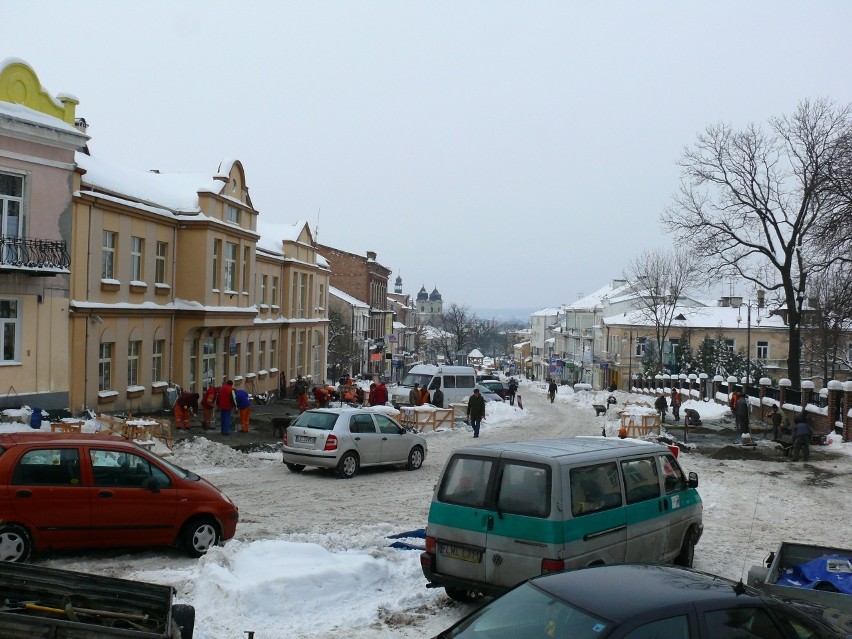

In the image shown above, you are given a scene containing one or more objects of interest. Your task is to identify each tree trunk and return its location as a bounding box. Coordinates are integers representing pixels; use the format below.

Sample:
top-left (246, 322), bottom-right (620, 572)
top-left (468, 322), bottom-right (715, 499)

top-left (787, 314), bottom-right (801, 389)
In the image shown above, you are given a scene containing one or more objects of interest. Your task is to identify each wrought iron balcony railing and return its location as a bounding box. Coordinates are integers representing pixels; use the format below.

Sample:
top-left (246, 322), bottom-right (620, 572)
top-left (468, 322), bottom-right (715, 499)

top-left (0, 235), bottom-right (70, 274)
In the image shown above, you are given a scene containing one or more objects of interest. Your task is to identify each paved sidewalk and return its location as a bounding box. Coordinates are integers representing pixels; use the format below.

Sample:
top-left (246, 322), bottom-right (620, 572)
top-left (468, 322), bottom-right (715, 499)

top-left (167, 398), bottom-right (300, 448)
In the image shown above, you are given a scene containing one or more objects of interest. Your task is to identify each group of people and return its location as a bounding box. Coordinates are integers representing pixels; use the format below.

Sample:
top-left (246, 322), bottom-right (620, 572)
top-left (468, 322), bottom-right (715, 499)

top-left (652, 389), bottom-right (683, 424)
top-left (769, 403), bottom-right (813, 462)
top-left (173, 380), bottom-right (253, 436)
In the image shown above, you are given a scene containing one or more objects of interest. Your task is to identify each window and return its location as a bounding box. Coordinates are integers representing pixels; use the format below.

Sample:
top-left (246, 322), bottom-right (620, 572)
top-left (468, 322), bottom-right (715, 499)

top-left (270, 339), bottom-right (277, 370)
top-left (0, 299), bottom-right (20, 363)
top-left (99, 342), bottom-right (113, 391)
top-left (259, 341), bottom-right (265, 371)
top-left (704, 607), bottom-right (782, 639)
top-left (756, 341), bottom-right (769, 359)
top-left (212, 240), bottom-right (221, 289)
top-left (130, 236), bottom-right (143, 281)
top-left (260, 274), bottom-right (267, 305)
top-left (622, 457), bottom-right (661, 504)
top-left (318, 283), bottom-right (325, 310)
top-left (571, 462), bottom-right (622, 516)
top-left (271, 276), bottom-right (279, 306)
top-left (13, 448), bottom-right (81, 486)
top-left (376, 414), bottom-right (402, 435)
top-left (102, 231), bottom-right (116, 279)
top-left (724, 339), bottom-right (735, 353)
top-left (224, 242), bottom-right (237, 291)
top-left (296, 273), bottom-right (307, 318)
top-left (201, 338), bottom-right (216, 387)
top-left (635, 337), bottom-right (646, 357)
top-left (660, 454), bottom-right (686, 494)
top-left (226, 205), bottom-right (240, 224)
top-left (0, 173), bottom-right (22, 262)
top-left (152, 339), bottom-right (165, 382)
top-left (127, 341), bottom-right (141, 386)
top-left (498, 462), bottom-right (550, 518)
top-left (349, 414), bottom-right (377, 434)
top-left (242, 246), bottom-right (250, 292)
top-left (155, 241), bottom-right (167, 284)
top-left (438, 456), bottom-right (494, 508)
top-left (90, 449), bottom-right (170, 488)
top-left (246, 342), bottom-right (254, 375)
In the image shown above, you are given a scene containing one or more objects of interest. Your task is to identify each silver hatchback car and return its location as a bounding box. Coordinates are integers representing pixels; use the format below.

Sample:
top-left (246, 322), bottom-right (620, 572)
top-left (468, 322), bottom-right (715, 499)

top-left (282, 408), bottom-right (428, 478)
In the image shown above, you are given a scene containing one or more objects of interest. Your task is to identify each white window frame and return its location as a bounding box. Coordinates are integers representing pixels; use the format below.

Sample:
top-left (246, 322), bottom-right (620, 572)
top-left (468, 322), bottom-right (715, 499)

top-left (212, 240), bottom-right (221, 290)
top-left (242, 246), bottom-right (250, 293)
top-left (102, 231), bottom-right (116, 279)
top-left (246, 342), bottom-right (254, 376)
top-left (0, 173), bottom-right (23, 264)
top-left (155, 241), bottom-right (167, 284)
top-left (226, 205), bottom-right (240, 224)
top-left (130, 236), bottom-right (144, 281)
top-left (127, 340), bottom-right (141, 386)
top-left (260, 274), bottom-right (267, 305)
top-left (0, 299), bottom-right (21, 363)
top-left (99, 342), bottom-right (113, 391)
top-left (756, 341), bottom-right (769, 360)
top-left (271, 276), bottom-right (279, 307)
top-left (201, 337), bottom-right (217, 387)
top-left (152, 339), bottom-right (164, 382)
top-left (224, 242), bottom-right (237, 292)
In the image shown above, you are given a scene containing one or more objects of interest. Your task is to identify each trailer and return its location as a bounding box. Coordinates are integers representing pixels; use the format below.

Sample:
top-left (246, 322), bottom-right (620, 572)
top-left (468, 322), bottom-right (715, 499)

top-left (0, 562), bottom-right (194, 639)
top-left (747, 541), bottom-right (852, 615)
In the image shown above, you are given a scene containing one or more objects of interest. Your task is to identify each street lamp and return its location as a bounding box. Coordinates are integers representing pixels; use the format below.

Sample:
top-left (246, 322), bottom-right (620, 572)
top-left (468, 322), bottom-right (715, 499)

top-left (623, 329), bottom-right (634, 392)
top-left (736, 301), bottom-right (760, 395)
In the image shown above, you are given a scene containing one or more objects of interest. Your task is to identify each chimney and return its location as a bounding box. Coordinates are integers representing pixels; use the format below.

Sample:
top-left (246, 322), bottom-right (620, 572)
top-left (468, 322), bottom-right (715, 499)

top-left (366, 251), bottom-right (377, 261)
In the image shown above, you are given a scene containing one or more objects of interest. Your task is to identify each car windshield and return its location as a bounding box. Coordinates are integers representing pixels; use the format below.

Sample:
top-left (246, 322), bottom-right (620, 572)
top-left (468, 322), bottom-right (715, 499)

top-left (138, 444), bottom-right (195, 480)
top-left (440, 582), bottom-right (611, 638)
top-left (400, 373), bottom-right (433, 388)
top-left (291, 411), bottom-right (338, 431)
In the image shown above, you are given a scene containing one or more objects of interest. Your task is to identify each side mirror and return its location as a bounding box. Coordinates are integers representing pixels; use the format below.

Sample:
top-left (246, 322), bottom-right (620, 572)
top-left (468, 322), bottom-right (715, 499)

top-left (687, 472), bottom-right (698, 488)
top-left (143, 476), bottom-right (161, 493)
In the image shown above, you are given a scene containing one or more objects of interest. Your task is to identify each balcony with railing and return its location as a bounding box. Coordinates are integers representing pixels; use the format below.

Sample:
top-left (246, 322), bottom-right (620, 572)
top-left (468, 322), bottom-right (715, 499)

top-left (0, 235), bottom-right (70, 275)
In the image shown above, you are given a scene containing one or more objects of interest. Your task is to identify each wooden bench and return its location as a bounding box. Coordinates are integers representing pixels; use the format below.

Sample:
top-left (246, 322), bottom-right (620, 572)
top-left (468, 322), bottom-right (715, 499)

top-left (50, 420), bottom-right (84, 433)
top-left (593, 404), bottom-right (607, 416)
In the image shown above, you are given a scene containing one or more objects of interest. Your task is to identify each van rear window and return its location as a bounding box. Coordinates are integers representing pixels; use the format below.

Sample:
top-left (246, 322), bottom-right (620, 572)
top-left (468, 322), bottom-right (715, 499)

top-left (439, 456), bottom-right (493, 508)
top-left (497, 462), bottom-right (550, 518)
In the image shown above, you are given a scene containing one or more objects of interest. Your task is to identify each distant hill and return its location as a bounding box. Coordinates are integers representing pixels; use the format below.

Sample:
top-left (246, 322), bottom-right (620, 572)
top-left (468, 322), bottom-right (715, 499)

top-left (470, 307), bottom-right (536, 323)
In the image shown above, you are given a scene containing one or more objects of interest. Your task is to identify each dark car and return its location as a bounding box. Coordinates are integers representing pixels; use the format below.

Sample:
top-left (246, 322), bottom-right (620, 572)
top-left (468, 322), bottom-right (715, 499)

top-left (434, 564), bottom-right (851, 639)
top-left (477, 379), bottom-right (509, 400)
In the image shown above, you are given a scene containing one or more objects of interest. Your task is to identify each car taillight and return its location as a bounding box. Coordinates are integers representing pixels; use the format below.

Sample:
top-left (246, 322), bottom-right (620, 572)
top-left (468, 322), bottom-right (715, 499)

top-left (541, 558), bottom-right (566, 574)
top-left (324, 434), bottom-right (338, 451)
top-left (425, 535), bottom-right (437, 554)
top-left (283, 430), bottom-right (288, 445)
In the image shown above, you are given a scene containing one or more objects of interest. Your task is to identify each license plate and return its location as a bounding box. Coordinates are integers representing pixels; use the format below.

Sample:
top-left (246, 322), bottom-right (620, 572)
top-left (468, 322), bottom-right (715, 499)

top-left (439, 542), bottom-right (482, 563)
top-left (295, 435), bottom-right (315, 444)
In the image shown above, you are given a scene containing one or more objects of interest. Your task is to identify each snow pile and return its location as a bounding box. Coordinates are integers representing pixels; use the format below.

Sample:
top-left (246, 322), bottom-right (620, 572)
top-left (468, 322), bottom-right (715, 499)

top-left (172, 437), bottom-right (269, 470)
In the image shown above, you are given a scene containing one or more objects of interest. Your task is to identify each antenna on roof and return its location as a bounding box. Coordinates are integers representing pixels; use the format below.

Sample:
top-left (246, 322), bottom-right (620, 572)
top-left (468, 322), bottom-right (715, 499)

top-left (314, 208), bottom-right (320, 241)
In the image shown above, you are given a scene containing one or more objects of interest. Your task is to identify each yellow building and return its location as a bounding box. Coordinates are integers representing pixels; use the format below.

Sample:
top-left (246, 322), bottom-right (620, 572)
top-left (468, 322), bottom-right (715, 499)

top-left (0, 59), bottom-right (88, 411)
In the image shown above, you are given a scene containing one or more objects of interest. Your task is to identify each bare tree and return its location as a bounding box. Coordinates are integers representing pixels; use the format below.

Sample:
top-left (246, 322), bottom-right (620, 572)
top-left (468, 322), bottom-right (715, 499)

top-left (801, 265), bottom-right (852, 384)
top-left (624, 248), bottom-right (701, 374)
top-left (662, 98), bottom-right (852, 388)
top-left (441, 304), bottom-right (476, 363)
top-left (327, 309), bottom-right (362, 380)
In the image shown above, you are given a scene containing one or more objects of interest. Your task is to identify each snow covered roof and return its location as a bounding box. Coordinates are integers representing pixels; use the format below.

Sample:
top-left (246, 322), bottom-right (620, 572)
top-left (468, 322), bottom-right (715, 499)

top-left (329, 286), bottom-right (368, 308)
top-left (532, 307), bottom-right (561, 316)
top-left (603, 305), bottom-right (787, 330)
top-left (566, 280), bottom-right (633, 311)
top-left (0, 99), bottom-right (83, 136)
top-left (468, 348), bottom-right (483, 358)
top-left (76, 152), bottom-right (226, 214)
top-left (392, 321), bottom-right (406, 329)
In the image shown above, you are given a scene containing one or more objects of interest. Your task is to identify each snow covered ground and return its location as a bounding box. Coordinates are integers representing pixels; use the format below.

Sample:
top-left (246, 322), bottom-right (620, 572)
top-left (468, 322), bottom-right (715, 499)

top-left (4, 381), bottom-right (850, 638)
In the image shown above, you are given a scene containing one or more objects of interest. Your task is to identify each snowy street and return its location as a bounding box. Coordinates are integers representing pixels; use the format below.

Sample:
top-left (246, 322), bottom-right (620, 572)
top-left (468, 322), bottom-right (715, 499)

top-left (18, 381), bottom-right (852, 639)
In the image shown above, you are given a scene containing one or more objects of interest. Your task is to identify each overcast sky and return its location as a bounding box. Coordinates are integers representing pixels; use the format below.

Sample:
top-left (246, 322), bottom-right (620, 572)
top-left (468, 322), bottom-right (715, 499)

top-left (7, 1), bottom-right (852, 311)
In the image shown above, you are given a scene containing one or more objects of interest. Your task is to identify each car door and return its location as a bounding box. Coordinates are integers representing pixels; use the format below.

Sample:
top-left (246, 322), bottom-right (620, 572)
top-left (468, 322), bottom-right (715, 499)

top-left (375, 414), bottom-right (411, 463)
top-left (486, 459), bottom-right (559, 589)
top-left (7, 446), bottom-right (91, 548)
top-left (347, 414), bottom-right (382, 464)
top-left (620, 455), bottom-right (667, 562)
top-left (87, 447), bottom-right (179, 547)
top-left (657, 452), bottom-right (697, 561)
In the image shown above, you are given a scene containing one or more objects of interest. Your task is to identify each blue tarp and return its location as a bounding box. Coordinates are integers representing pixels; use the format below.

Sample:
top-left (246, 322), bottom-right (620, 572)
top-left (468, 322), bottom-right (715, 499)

top-left (775, 554), bottom-right (852, 594)
top-left (387, 528), bottom-right (426, 551)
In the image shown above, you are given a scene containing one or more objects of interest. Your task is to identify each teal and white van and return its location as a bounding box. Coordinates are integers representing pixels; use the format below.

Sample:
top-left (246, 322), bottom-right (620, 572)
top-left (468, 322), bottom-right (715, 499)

top-left (420, 437), bottom-right (703, 601)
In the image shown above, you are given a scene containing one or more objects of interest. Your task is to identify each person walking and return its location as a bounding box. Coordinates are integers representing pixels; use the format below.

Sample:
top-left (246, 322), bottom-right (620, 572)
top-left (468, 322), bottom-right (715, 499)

top-left (670, 388), bottom-right (681, 421)
top-left (409, 383), bottom-right (421, 406)
top-left (201, 385), bottom-right (216, 430)
top-left (507, 378), bottom-right (518, 406)
top-left (547, 380), bottom-right (558, 403)
top-left (217, 380), bottom-right (237, 435)
top-left (174, 390), bottom-right (199, 431)
top-left (294, 375), bottom-right (309, 413)
top-left (654, 393), bottom-right (668, 424)
top-left (432, 387), bottom-right (444, 408)
top-left (791, 412), bottom-right (812, 462)
top-left (736, 393), bottom-right (750, 434)
top-left (234, 386), bottom-right (251, 433)
top-left (467, 388), bottom-right (486, 438)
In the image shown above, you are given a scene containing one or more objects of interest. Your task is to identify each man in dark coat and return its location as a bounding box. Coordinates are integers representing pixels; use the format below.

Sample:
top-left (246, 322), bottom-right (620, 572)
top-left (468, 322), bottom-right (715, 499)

top-left (736, 393), bottom-right (750, 434)
top-left (791, 412), bottom-right (812, 462)
top-left (467, 388), bottom-right (486, 438)
top-left (654, 393), bottom-right (668, 424)
top-left (547, 380), bottom-right (558, 403)
top-left (507, 378), bottom-right (518, 406)
top-left (432, 387), bottom-right (445, 408)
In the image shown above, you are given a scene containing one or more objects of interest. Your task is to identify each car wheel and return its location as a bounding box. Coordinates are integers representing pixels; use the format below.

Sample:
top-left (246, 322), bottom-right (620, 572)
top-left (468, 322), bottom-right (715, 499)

top-left (0, 524), bottom-right (32, 563)
top-left (285, 463), bottom-right (306, 473)
top-left (170, 603), bottom-right (196, 639)
top-left (336, 451), bottom-right (359, 478)
top-left (445, 587), bottom-right (482, 603)
top-left (181, 518), bottom-right (220, 557)
top-left (674, 528), bottom-right (696, 567)
top-left (406, 446), bottom-right (424, 471)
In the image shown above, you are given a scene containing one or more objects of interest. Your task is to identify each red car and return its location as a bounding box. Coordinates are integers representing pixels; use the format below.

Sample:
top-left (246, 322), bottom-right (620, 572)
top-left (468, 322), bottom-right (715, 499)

top-left (0, 433), bottom-right (238, 562)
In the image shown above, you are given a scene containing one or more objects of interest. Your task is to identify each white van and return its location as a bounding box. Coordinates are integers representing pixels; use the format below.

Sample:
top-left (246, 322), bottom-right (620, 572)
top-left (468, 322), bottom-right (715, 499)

top-left (390, 365), bottom-right (477, 406)
top-left (420, 437), bottom-right (703, 601)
